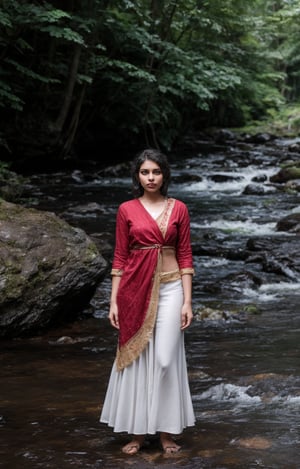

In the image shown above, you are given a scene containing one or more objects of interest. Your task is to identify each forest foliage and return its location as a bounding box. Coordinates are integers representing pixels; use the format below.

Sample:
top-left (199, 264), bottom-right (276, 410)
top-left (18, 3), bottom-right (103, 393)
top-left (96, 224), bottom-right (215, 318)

top-left (1, 0), bottom-right (300, 163)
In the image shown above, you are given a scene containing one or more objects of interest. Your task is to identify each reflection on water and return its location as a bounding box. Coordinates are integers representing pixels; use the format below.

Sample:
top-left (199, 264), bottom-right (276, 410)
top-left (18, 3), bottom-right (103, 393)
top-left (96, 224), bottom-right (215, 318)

top-left (1, 144), bottom-right (300, 468)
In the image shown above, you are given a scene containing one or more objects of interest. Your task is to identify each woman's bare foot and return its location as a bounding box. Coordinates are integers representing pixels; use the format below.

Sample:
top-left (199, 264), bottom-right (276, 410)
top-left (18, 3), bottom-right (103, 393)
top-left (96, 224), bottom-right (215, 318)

top-left (160, 432), bottom-right (181, 453)
top-left (122, 435), bottom-right (144, 455)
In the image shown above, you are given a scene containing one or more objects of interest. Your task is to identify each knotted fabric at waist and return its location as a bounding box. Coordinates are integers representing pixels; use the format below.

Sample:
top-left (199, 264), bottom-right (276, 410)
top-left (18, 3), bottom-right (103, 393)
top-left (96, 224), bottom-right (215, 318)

top-left (130, 244), bottom-right (180, 282)
top-left (130, 244), bottom-right (175, 251)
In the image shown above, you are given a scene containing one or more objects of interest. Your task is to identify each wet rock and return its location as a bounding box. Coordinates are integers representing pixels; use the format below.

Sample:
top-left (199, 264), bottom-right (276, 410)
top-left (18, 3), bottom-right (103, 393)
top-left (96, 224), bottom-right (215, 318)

top-left (193, 235), bottom-right (248, 261)
top-left (71, 169), bottom-right (85, 183)
top-left (90, 232), bottom-right (114, 259)
top-left (235, 141), bottom-right (254, 151)
top-left (243, 304), bottom-right (261, 314)
top-left (192, 240), bottom-right (222, 257)
top-left (172, 173), bottom-right (202, 183)
top-left (194, 304), bottom-right (261, 321)
top-left (246, 237), bottom-right (276, 252)
top-left (246, 236), bottom-right (300, 279)
top-left (61, 202), bottom-right (106, 219)
top-left (243, 184), bottom-right (266, 195)
top-left (245, 373), bottom-right (300, 404)
top-left (245, 132), bottom-right (275, 144)
top-left (0, 167), bottom-right (26, 202)
top-left (276, 213), bottom-right (300, 233)
top-left (226, 247), bottom-right (249, 261)
top-left (209, 173), bottom-right (243, 183)
top-left (252, 174), bottom-right (268, 183)
top-left (270, 164), bottom-right (300, 183)
top-left (288, 142), bottom-right (300, 153)
top-left (224, 271), bottom-right (262, 288)
top-left (49, 335), bottom-right (94, 345)
top-left (97, 162), bottom-right (131, 177)
top-left (204, 270), bottom-right (262, 294)
top-left (195, 305), bottom-right (250, 321)
top-left (261, 254), bottom-right (298, 280)
top-left (214, 128), bottom-right (237, 143)
top-left (285, 179), bottom-right (300, 192)
top-left (0, 200), bottom-right (107, 337)
top-left (195, 306), bottom-right (229, 321)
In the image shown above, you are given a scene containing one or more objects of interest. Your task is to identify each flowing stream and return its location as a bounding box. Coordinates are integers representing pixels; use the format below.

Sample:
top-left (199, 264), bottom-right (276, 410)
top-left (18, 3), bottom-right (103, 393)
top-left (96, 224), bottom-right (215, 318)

top-left (1, 140), bottom-right (300, 468)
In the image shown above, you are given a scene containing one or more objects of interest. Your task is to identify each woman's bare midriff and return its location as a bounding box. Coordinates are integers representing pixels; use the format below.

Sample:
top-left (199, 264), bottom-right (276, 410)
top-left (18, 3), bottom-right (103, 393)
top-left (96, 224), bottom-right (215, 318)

top-left (161, 247), bottom-right (179, 273)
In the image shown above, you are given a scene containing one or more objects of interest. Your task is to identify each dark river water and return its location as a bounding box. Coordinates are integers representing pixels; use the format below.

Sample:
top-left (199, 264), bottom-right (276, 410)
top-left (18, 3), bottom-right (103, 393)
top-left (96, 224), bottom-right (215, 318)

top-left (1, 140), bottom-right (300, 468)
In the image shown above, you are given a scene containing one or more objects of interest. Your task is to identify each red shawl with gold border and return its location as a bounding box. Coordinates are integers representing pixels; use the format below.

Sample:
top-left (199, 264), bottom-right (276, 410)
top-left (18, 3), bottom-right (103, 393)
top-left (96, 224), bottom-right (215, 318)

top-left (111, 197), bottom-right (194, 370)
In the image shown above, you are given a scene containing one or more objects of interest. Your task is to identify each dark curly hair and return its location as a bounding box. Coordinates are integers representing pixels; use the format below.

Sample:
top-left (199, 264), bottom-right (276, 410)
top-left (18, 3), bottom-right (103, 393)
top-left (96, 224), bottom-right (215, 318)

top-left (131, 149), bottom-right (171, 197)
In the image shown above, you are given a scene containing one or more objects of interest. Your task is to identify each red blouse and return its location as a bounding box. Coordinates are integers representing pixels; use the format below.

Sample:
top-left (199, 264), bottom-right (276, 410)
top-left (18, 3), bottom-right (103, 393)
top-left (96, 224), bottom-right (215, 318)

top-left (111, 197), bottom-right (194, 370)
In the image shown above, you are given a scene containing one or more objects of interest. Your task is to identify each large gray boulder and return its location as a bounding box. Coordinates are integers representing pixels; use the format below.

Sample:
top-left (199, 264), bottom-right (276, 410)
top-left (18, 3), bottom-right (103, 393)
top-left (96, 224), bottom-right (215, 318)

top-left (0, 200), bottom-right (107, 337)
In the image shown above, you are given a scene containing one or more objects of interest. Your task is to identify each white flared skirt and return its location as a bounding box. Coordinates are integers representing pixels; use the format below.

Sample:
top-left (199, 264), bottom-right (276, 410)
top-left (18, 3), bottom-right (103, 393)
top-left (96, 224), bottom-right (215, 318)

top-left (100, 279), bottom-right (195, 435)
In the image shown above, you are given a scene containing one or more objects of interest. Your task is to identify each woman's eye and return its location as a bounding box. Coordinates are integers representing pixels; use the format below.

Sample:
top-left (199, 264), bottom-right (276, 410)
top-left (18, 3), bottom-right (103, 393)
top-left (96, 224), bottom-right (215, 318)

top-left (140, 169), bottom-right (161, 175)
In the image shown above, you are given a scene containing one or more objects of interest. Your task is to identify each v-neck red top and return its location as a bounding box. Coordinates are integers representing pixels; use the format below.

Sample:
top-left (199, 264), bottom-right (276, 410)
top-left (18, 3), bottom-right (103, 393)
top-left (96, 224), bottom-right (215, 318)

top-left (111, 197), bottom-right (194, 369)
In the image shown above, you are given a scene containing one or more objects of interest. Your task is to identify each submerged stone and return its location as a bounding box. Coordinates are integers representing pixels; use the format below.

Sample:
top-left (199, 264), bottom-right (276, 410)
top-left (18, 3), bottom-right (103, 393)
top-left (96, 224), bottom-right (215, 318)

top-left (233, 436), bottom-right (272, 450)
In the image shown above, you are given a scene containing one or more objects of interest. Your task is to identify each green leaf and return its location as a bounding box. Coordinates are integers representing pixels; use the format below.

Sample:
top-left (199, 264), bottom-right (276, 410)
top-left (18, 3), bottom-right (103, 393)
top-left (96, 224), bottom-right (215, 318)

top-left (39, 26), bottom-right (86, 45)
top-left (4, 59), bottom-right (61, 84)
top-left (0, 80), bottom-right (24, 111)
top-left (0, 9), bottom-right (12, 28)
top-left (77, 73), bottom-right (93, 85)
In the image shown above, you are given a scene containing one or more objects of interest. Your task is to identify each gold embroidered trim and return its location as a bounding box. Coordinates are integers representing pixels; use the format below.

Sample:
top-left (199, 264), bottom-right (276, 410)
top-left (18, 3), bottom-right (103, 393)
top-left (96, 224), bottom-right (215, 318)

top-left (116, 252), bottom-right (162, 371)
top-left (158, 198), bottom-right (175, 238)
top-left (111, 268), bottom-right (123, 277)
top-left (180, 267), bottom-right (195, 276)
top-left (160, 269), bottom-right (181, 283)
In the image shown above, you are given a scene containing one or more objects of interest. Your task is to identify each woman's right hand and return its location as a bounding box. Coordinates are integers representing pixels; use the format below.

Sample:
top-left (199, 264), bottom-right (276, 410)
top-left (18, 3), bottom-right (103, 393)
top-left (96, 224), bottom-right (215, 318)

top-left (108, 303), bottom-right (119, 329)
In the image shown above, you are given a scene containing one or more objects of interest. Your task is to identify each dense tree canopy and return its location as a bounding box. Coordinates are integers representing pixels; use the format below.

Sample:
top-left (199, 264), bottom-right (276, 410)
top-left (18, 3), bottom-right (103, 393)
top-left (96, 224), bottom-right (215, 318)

top-left (0, 0), bottom-right (299, 165)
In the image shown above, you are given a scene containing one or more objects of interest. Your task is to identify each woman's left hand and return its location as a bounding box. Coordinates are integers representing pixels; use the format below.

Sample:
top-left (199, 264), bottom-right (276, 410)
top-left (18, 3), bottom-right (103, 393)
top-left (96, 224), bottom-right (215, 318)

top-left (181, 303), bottom-right (193, 330)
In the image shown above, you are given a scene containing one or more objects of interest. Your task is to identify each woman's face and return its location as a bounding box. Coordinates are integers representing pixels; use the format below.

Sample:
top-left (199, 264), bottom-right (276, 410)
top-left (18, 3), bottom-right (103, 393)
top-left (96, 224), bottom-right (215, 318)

top-left (138, 159), bottom-right (163, 195)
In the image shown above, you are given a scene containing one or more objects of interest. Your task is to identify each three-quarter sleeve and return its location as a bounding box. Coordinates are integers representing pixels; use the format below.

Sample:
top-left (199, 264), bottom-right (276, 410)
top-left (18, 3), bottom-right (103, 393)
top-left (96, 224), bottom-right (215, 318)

top-left (176, 203), bottom-right (194, 275)
top-left (111, 205), bottom-right (130, 276)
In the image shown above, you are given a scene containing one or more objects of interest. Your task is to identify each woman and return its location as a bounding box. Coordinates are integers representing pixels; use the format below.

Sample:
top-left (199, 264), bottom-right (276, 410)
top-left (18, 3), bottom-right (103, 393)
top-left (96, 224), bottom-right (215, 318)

top-left (100, 149), bottom-right (195, 454)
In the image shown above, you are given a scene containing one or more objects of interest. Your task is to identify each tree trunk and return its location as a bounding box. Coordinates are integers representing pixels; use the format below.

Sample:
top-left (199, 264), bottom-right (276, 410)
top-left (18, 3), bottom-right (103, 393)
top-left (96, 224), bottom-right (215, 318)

top-left (52, 44), bottom-right (82, 134)
top-left (61, 83), bottom-right (87, 156)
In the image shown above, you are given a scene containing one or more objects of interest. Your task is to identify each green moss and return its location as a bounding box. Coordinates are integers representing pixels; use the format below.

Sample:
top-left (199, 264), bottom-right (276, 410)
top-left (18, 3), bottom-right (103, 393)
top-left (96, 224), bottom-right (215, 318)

top-left (0, 272), bottom-right (26, 301)
top-left (243, 304), bottom-right (261, 315)
top-left (83, 241), bottom-right (100, 263)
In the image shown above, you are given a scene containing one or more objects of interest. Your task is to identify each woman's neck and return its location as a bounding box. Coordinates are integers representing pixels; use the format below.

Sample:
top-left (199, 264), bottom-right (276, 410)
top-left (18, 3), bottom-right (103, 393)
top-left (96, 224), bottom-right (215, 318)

top-left (140, 193), bottom-right (166, 204)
